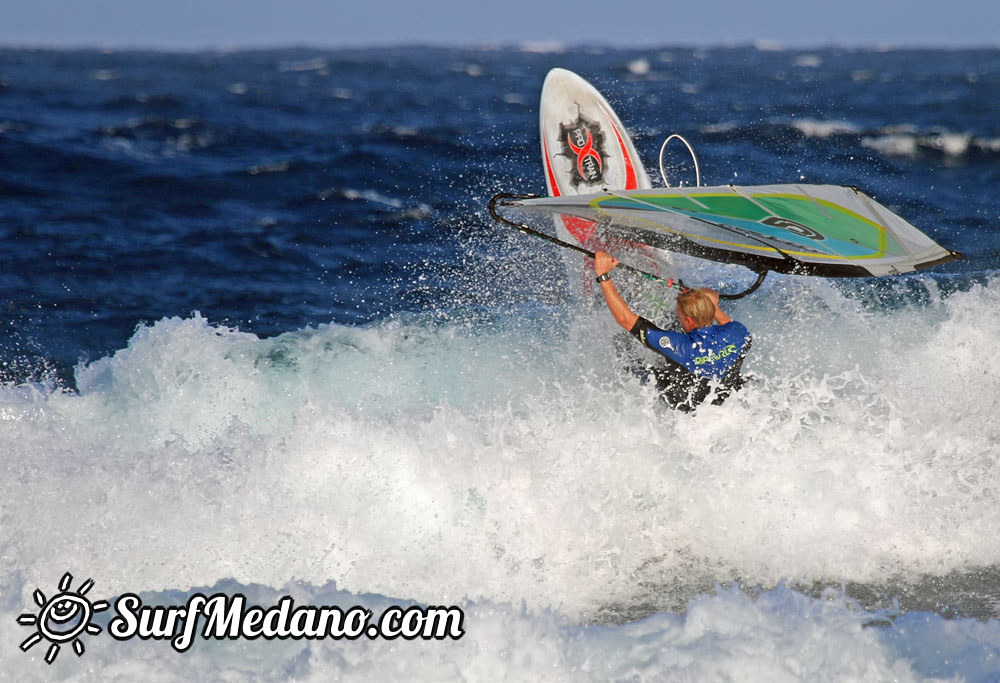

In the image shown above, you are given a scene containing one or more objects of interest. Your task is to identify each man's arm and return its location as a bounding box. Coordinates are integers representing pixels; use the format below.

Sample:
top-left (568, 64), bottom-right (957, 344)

top-left (594, 251), bottom-right (638, 331)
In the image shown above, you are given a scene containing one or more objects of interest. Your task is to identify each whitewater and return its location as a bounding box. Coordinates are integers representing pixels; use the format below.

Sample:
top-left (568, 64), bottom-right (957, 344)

top-left (4, 273), bottom-right (1000, 679)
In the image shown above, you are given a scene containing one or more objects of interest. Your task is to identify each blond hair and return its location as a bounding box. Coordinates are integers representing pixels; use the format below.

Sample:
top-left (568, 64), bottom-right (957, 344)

top-left (676, 289), bottom-right (715, 328)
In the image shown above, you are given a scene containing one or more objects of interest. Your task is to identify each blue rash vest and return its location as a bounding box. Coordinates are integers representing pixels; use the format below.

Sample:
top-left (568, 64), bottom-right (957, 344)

top-left (628, 316), bottom-right (752, 410)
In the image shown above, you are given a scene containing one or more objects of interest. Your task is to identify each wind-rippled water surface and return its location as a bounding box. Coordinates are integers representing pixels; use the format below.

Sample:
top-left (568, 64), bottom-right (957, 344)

top-left (1, 45), bottom-right (999, 681)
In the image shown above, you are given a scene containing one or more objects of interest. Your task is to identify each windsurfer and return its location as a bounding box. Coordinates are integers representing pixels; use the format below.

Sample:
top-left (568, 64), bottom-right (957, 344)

top-left (594, 250), bottom-right (751, 410)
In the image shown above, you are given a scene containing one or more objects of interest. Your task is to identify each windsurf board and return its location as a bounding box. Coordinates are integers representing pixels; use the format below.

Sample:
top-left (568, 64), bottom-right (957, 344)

top-left (539, 68), bottom-right (665, 288)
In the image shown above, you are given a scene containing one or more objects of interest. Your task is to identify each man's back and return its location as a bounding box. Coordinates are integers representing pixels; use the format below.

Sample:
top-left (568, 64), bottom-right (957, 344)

top-left (630, 318), bottom-right (751, 381)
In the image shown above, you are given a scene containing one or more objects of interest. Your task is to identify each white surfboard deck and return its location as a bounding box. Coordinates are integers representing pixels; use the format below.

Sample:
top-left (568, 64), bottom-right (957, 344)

top-left (540, 67), bottom-right (651, 203)
top-left (539, 68), bottom-right (659, 289)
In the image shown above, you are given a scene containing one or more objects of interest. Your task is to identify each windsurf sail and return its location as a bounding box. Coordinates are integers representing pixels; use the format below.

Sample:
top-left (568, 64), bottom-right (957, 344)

top-left (492, 184), bottom-right (962, 280)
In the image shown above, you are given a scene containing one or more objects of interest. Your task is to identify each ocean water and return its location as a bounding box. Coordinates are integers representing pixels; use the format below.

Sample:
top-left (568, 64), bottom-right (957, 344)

top-left (1, 45), bottom-right (1000, 680)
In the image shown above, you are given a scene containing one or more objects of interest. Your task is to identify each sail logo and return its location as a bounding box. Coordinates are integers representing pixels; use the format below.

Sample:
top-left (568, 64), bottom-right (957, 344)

top-left (17, 573), bottom-right (109, 665)
top-left (559, 115), bottom-right (606, 186)
top-left (761, 216), bottom-right (825, 241)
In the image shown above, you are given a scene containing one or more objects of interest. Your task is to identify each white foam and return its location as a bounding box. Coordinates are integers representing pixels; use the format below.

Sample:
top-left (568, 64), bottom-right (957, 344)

top-left (452, 63), bottom-right (483, 77)
top-left (793, 54), bottom-right (823, 68)
top-left (792, 118), bottom-right (859, 138)
top-left (3, 275), bottom-right (1000, 678)
top-left (2, 277), bottom-right (999, 608)
top-left (862, 126), bottom-right (980, 158)
top-left (978, 136), bottom-right (1000, 153)
top-left (862, 133), bottom-right (920, 157)
top-left (626, 58), bottom-right (651, 75)
top-left (518, 42), bottom-right (566, 54)
top-left (925, 131), bottom-right (971, 156)
top-left (6, 582), bottom-right (995, 680)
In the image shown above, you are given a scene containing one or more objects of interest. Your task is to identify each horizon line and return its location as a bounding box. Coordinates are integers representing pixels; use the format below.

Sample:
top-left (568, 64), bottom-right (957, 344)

top-left (1, 38), bottom-right (998, 53)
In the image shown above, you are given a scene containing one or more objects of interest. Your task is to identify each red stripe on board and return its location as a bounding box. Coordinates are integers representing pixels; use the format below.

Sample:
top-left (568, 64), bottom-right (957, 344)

top-left (600, 105), bottom-right (639, 189)
top-left (562, 215), bottom-right (597, 244)
top-left (541, 135), bottom-right (561, 197)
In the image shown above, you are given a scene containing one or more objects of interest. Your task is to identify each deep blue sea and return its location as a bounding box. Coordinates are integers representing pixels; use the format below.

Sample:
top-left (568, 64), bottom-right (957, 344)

top-left (2, 45), bottom-right (1000, 680)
